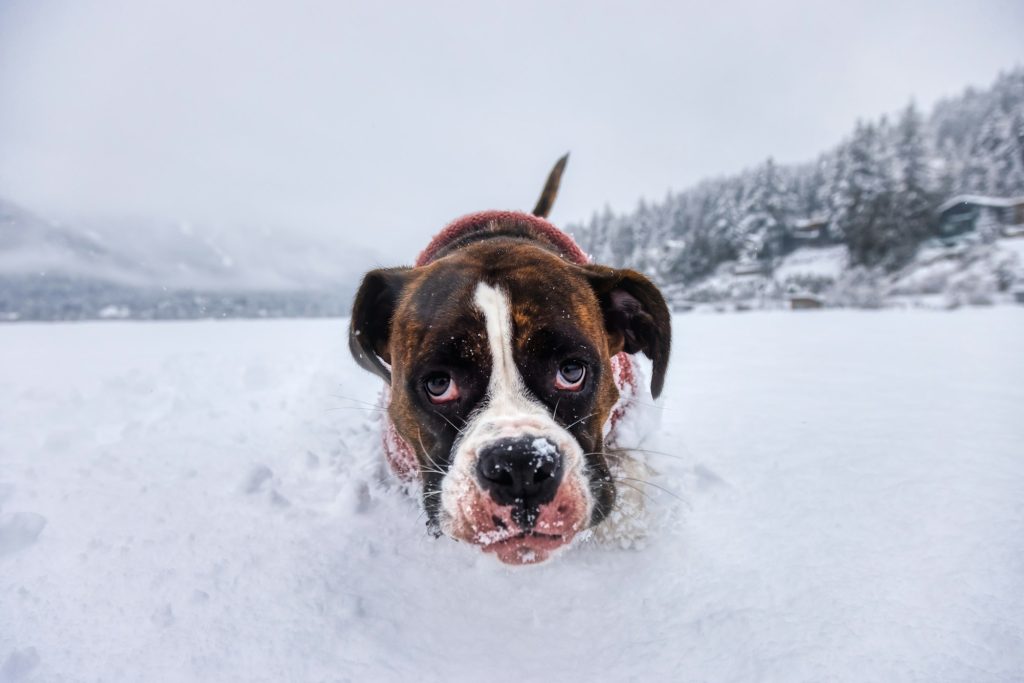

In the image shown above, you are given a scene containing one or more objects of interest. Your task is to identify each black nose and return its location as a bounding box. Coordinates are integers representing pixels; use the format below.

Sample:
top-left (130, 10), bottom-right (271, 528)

top-left (476, 437), bottom-right (564, 511)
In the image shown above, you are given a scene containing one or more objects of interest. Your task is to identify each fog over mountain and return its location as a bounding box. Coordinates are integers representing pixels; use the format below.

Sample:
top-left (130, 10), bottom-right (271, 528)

top-left (0, 200), bottom-right (379, 320)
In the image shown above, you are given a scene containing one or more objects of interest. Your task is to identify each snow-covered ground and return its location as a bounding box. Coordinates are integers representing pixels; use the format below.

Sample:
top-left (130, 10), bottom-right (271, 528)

top-left (671, 238), bottom-right (1024, 311)
top-left (773, 244), bottom-right (849, 281)
top-left (2, 310), bottom-right (1023, 682)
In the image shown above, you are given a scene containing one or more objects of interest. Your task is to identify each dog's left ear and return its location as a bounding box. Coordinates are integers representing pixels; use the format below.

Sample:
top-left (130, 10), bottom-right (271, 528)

top-left (583, 266), bottom-right (672, 398)
top-left (349, 267), bottom-right (412, 383)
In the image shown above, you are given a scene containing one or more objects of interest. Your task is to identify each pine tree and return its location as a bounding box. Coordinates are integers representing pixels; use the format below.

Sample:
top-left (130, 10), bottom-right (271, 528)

top-left (842, 121), bottom-right (896, 267)
top-left (737, 158), bottom-right (787, 261)
top-left (706, 180), bottom-right (743, 259)
top-left (824, 139), bottom-right (854, 243)
top-left (988, 109), bottom-right (1024, 196)
top-left (890, 102), bottom-right (935, 262)
top-left (963, 115), bottom-right (1004, 194)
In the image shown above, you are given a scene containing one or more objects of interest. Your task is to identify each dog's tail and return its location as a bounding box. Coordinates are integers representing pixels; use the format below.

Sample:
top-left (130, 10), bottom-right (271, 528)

top-left (532, 153), bottom-right (569, 218)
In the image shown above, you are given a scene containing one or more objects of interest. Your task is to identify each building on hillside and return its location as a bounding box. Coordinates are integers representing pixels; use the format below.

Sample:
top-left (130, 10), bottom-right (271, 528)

top-left (732, 259), bottom-right (769, 276)
top-left (786, 217), bottom-right (830, 249)
top-left (789, 293), bottom-right (825, 310)
top-left (935, 195), bottom-right (1024, 241)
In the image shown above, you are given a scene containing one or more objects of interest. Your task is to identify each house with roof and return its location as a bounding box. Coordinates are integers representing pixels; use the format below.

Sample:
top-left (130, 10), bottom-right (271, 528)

top-left (935, 195), bottom-right (1024, 241)
top-left (731, 258), bottom-right (770, 276)
top-left (789, 293), bottom-right (825, 310)
top-left (781, 217), bottom-right (832, 253)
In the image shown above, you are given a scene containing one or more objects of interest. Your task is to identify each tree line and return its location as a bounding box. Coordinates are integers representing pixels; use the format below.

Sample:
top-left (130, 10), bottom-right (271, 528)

top-left (572, 68), bottom-right (1024, 284)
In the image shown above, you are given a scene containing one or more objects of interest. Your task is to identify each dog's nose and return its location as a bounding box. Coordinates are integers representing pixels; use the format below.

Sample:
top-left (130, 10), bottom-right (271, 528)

top-left (476, 437), bottom-right (563, 510)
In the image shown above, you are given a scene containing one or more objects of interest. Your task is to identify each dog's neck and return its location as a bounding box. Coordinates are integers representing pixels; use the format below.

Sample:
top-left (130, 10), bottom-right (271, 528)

top-left (416, 210), bottom-right (590, 267)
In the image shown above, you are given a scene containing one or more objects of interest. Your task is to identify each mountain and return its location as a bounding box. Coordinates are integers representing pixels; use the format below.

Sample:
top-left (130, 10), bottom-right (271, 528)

top-left (0, 199), bottom-right (378, 321)
top-left (569, 67), bottom-right (1024, 310)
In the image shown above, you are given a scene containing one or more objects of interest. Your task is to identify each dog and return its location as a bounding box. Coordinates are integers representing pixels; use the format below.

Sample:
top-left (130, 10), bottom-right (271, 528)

top-left (349, 155), bottom-right (671, 564)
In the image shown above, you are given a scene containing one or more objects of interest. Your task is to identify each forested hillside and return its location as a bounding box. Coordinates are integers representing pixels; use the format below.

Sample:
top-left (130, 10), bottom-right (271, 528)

top-left (571, 68), bottom-right (1024, 307)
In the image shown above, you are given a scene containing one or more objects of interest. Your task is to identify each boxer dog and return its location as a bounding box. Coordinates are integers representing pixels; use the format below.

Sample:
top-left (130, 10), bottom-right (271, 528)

top-left (349, 155), bottom-right (671, 564)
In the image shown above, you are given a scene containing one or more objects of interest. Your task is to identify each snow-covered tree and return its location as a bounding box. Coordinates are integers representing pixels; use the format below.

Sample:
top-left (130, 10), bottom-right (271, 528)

top-left (889, 102), bottom-right (935, 263)
top-left (569, 67), bottom-right (1024, 286)
top-left (737, 158), bottom-right (787, 261)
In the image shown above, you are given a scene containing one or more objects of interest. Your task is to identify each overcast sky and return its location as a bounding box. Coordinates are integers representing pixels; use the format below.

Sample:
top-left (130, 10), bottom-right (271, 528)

top-left (0, 0), bottom-right (1022, 260)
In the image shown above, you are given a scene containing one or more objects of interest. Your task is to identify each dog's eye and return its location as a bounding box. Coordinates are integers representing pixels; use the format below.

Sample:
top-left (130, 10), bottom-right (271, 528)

top-left (555, 361), bottom-right (586, 391)
top-left (424, 373), bottom-right (459, 403)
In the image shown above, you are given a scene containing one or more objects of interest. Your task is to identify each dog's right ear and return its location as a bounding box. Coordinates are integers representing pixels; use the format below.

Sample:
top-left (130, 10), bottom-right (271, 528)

top-left (582, 265), bottom-right (672, 399)
top-left (349, 267), bottom-right (412, 383)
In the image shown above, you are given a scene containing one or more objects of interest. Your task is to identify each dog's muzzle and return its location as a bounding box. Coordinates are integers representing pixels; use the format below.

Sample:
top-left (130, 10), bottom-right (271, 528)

top-left (442, 420), bottom-right (592, 565)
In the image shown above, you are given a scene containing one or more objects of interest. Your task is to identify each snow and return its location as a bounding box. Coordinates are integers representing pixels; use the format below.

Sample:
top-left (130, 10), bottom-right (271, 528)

top-left (2, 310), bottom-right (1023, 682)
top-left (999, 236), bottom-right (1024, 263)
top-left (529, 437), bottom-right (558, 458)
top-left (935, 195), bottom-right (1024, 214)
top-left (774, 245), bottom-right (849, 281)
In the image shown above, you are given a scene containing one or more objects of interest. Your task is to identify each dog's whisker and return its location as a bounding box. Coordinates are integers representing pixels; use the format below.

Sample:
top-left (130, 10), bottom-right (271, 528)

top-left (328, 393), bottom-right (385, 409)
top-left (619, 397), bottom-right (694, 416)
top-left (579, 449), bottom-right (680, 464)
top-left (564, 412), bottom-right (597, 430)
top-left (415, 427), bottom-right (451, 476)
top-left (603, 446), bottom-right (688, 462)
top-left (433, 409), bottom-right (466, 434)
top-left (608, 489), bottom-right (652, 516)
top-left (621, 396), bottom-right (671, 411)
top-left (418, 468), bottom-right (448, 477)
top-left (613, 476), bottom-right (686, 504)
top-left (580, 452), bottom-right (624, 460)
top-left (610, 480), bottom-right (659, 507)
top-left (324, 404), bottom-right (387, 412)
top-left (416, 433), bottom-right (440, 472)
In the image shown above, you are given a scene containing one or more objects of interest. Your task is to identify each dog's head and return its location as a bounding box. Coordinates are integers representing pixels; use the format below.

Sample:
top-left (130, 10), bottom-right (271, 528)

top-left (349, 159), bottom-right (670, 564)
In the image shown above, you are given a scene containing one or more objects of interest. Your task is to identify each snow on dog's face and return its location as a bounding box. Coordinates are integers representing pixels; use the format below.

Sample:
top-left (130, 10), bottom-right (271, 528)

top-left (350, 238), bottom-right (670, 565)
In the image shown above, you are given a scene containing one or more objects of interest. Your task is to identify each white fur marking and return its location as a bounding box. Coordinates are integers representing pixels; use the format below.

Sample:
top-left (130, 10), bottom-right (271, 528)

top-left (472, 282), bottom-right (543, 418)
top-left (438, 281), bottom-right (594, 538)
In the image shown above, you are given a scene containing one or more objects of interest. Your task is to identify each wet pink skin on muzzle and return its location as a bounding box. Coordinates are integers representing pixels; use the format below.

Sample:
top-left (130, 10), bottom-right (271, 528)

top-left (449, 474), bottom-right (591, 565)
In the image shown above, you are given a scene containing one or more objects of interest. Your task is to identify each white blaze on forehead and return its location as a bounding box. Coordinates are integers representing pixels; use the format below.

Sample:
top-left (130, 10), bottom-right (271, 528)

top-left (473, 281), bottom-right (542, 415)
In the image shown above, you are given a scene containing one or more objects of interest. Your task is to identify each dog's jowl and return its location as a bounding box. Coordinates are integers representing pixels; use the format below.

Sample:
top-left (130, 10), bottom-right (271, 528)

top-left (350, 156), bottom-right (671, 564)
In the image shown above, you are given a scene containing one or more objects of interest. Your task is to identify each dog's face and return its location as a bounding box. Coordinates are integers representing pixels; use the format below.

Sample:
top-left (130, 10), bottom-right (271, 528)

top-left (350, 238), bottom-right (670, 564)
